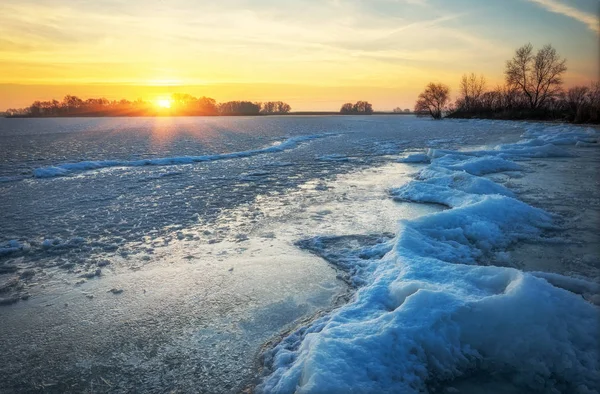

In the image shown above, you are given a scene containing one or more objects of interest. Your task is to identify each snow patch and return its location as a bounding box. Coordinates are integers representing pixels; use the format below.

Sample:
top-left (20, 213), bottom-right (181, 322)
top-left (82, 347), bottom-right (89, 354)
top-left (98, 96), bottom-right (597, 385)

top-left (258, 124), bottom-right (600, 394)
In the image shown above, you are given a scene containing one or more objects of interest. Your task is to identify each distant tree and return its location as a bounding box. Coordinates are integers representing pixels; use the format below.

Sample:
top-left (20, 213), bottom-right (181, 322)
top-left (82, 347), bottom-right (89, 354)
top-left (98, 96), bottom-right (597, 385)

top-left (261, 101), bottom-right (292, 114)
top-left (340, 101), bottom-right (373, 114)
top-left (218, 101), bottom-right (261, 115)
top-left (414, 83), bottom-right (450, 119)
top-left (459, 73), bottom-right (486, 111)
top-left (261, 101), bottom-right (276, 114)
top-left (353, 101), bottom-right (373, 114)
top-left (340, 103), bottom-right (354, 114)
top-left (403, 108), bottom-right (410, 113)
top-left (588, 82), bottom-right (600, 123)
top-left (197, 96), bottom-right (218, 115)
top-left (505, 43), bottom-right (567, 109)
top-left (393, 107), bottom-right (403, 113)
top-left (275, 101), bottom-right (291, 114)
top-left (62, 95), bottom-right (84, 111)
top-left (566, 86), bottom-right (589, 122)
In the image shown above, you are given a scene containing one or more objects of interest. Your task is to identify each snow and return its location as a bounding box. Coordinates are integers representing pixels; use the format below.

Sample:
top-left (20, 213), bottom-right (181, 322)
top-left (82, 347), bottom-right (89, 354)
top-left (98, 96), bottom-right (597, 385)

top-left (398, 153), bottom-right (430, 163)
top-left (33, 133), bottom-right (333, 178)
top-left (258, 124), bottom-right (600, 394)
top-left (434, 155), bottom-right (522, 175)
top-left (424, 125), bottom-right (599, 161)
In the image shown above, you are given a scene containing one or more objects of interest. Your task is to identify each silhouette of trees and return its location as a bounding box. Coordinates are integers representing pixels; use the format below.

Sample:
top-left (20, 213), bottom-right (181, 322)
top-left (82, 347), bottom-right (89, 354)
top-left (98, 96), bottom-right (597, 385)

top-left (260, 101), bottom-right (292, 114)
top-left (435, 43), bottom-right (598, 123)
top-left (171, 94), bottom-right (218, 115)
top-left (505, 43), bottom-right (567, 109)
top-left (354, 101), bottom-right (373, 114)
top-left (458, 73), bottom-right (486, 111)
top-left (340, 101), bottom-right (373, 114)
top-left (340, 103), bottom-right (354, 114)
top-left (218, 101), bottom-right (261, 116)
top-left (414, 83), bottom-right (450, 119)
top-left (5, 95), bottom-right (292, 117)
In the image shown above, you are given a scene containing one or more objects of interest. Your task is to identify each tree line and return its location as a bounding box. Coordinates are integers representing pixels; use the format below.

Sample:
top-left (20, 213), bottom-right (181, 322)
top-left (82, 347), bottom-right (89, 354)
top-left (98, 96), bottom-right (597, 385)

top-left (340, 101), bottom-right (374, 114)
top-left (5, 94), bottom-right (292, 117)
top-left (415, 43), bottom-right (600, 123)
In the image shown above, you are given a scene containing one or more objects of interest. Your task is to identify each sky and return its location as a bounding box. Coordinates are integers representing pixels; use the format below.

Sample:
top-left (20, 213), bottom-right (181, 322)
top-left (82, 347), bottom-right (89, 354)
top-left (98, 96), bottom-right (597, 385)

top-left (0, 0), bottom-right (598, 111)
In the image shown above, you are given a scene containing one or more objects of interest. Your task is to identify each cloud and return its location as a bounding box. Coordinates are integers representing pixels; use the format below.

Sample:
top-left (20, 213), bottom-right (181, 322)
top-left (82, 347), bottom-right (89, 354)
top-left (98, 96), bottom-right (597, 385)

top-left (526, 0), bottom-right (599, 33)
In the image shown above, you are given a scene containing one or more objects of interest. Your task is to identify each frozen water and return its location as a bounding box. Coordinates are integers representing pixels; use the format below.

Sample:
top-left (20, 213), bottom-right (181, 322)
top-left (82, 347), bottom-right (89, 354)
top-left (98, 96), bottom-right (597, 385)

top-left (1, 116), bottom-right (598, 393)
top-left (258, 123), bottom-right (600, 394)
top-left (33, 133), bottom-right (334, 178)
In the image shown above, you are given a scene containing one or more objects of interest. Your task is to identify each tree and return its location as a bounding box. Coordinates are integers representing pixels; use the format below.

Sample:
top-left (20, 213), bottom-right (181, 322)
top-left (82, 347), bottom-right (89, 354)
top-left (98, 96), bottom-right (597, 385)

top-left (261, 101), bottom-right (291, 114)
top-left (340, 103), bottom-right (354, 114)
top-left (566, 86), bottom-right (589, 122)
top-left (459, 73), bottom-right (486, 111)
top-left (505, 43), bottom-right (567, 109)
top-left (275, 101), bottom-right (291, 114)
top-left (218, 101), bottom-right (261, 115)
top-left (353, 101), bottom-right (373, 114)
top-left (414, 83), bottom-right (450, 119)
top-left (340, 101), bottom-right (373, 114)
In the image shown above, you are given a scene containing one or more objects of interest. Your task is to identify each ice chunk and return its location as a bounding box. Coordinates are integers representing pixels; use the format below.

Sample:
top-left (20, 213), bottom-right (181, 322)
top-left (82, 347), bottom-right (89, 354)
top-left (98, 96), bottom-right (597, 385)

top-left (33, 133), bottom-right (334, 178)
top-left (398, 153), bottom-right (430, 163)
top-left (0, 240), bottom-right (24, 256)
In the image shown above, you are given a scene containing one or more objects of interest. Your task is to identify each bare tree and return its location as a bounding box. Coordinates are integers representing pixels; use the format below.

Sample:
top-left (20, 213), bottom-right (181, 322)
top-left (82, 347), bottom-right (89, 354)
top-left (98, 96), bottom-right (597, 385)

top-left (340, 101), bottom-right (373, 114)
top-left (414, 83), bottom-right (450, 119)
top-left (275, 101), bottom-right (291, 114)
top-left (459, 73), bottom-right (486, 111)
top-left (566, 86), bottom-right (589, 121)
top-left (340, 103), bottom-right (354, 114)
top-left (353, 101), bottom-right (373, 114)
top-left (588, 82), bottom-right (600, 123)
top-left (505, 43), bottom-right (567, 109)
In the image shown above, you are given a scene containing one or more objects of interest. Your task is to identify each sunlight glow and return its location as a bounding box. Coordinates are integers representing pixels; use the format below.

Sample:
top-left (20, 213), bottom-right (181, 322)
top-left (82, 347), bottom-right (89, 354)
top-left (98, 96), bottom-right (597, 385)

top-left (155, 98), bottom-right (173, 109)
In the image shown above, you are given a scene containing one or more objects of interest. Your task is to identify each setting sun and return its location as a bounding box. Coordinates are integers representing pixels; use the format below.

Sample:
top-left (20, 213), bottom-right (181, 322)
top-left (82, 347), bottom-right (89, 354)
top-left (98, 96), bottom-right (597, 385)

top-left (155, 98), bottom-right (172, 109)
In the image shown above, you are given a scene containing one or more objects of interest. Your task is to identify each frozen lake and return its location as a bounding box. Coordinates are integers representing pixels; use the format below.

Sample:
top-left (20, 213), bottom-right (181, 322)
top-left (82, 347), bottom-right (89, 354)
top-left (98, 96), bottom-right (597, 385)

top-left (0, 116), bottom-right (598, 393)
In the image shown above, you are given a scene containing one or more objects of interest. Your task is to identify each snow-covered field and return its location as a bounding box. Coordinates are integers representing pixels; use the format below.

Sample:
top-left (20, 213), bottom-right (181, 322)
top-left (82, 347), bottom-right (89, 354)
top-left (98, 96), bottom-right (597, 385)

top-left (0, 116), bottom-right (598, 393)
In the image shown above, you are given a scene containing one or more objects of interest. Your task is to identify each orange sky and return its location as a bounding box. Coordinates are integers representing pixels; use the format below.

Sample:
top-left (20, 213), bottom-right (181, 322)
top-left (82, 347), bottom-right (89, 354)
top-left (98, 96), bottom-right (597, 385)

top-left (1, 0), bottom-right (598, 111)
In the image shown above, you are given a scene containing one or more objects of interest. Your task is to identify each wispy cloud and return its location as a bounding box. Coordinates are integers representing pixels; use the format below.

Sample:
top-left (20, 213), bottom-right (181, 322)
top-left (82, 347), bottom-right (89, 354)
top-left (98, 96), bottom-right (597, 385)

top-left (526, 0), bottom-right (599, 33)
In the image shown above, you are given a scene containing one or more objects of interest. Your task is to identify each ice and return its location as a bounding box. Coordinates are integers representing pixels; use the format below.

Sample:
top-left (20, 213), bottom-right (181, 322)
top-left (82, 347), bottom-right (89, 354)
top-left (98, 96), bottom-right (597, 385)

top-left (522, 125), bottom-right (598, 145)
top-left (398, 153), bottom-right (430, 163)
top-left (531, 271), bottom-right (600, 301)
top-left (33, 133), bottom-right (333, 178)
top-left (318, 154), bottom-right (350, 162)
top-left (41, 237), bottom-right (86, 250)
top-left (0, 240), bottom-right (26, 256)
top-left (434, 155), bottom-right (522, 175)
top-left (417, 167), bottom-right (515, 197)
top-left (423, 124), bottom-right (599, 160)
top-left (576, 141), bottom-right (600, 148)
top-left (2, 116), bottom-right (599, 393)
top-left (259, 125), bottom-right (600, 394)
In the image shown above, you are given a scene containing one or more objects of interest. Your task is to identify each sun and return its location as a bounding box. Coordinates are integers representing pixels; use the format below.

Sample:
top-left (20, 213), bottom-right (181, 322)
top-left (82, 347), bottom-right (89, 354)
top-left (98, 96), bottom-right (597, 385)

top-left (155, 97), bottom-right (173, 109)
